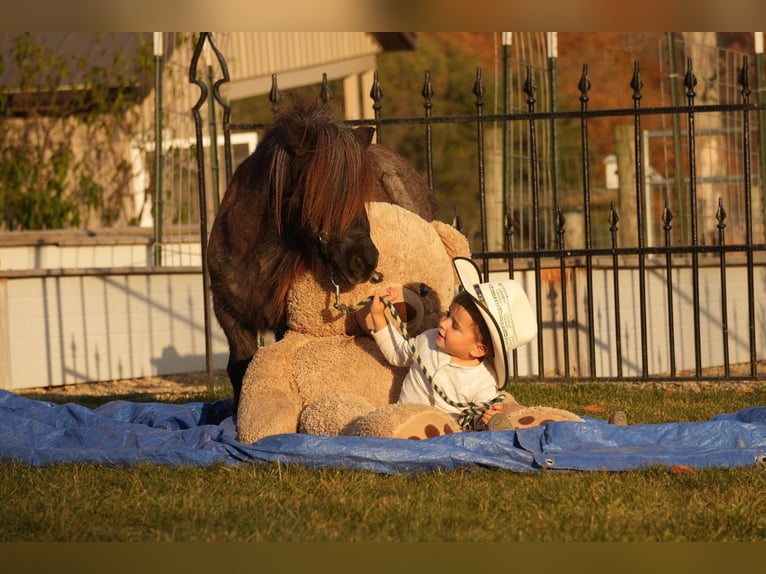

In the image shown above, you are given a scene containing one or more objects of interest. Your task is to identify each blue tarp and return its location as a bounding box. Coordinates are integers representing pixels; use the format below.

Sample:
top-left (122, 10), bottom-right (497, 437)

top-left (1, 389), bottom-right (764, 473)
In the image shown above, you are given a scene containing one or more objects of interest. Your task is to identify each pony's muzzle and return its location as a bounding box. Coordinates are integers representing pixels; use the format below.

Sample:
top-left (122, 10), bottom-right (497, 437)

top-left (347, 240), bottom-right (380, 284)
top-left (328, 236), bottom-right (379, 286)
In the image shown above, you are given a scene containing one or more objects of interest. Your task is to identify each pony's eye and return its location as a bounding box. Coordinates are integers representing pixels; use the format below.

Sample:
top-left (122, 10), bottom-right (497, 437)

top-left (370, 271), bottom-right (384, 283)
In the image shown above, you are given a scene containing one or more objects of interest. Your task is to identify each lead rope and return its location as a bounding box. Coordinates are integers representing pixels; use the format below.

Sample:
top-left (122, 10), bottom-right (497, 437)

top-left (332, 282), bottom-right (505, 430)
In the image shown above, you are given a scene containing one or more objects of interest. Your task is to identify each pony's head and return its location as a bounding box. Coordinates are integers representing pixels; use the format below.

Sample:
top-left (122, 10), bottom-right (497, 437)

top-left (269, 97), bottom-right (384, 288)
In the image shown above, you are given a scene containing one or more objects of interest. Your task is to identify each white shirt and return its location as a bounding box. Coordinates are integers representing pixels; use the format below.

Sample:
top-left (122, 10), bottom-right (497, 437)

top-left (372, 324), bottom-right (500, 416)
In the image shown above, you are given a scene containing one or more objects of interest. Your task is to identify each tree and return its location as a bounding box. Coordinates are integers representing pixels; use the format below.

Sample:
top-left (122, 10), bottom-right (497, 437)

top-left (0, 33), bottom-right (153, 230)
top-left (375, 33), bottom-right (500, 248)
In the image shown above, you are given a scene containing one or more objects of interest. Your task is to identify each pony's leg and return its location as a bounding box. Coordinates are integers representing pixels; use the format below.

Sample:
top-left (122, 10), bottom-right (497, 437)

top-left (212, 299), bottom-right (262, 412)
top-left (227, 356), bottom-right (252, 412)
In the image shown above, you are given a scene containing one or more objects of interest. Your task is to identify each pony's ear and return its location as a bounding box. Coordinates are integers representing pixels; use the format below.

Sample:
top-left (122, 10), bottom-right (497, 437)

top-left (354, 126), bottom-right (376, 146)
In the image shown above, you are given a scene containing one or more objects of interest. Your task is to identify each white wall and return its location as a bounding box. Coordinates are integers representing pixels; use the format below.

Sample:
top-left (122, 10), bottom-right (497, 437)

top-left (0, 270), bottom-right (228, 390)
top-left (490, 262), bottom-right (766, 378)
top-left (1, 236), bottom-right (763, 390)
top-left (0, 240), bottom-right (201, 271)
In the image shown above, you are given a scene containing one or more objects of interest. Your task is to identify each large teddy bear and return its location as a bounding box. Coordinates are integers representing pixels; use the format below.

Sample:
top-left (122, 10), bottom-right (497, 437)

top-left (236, 201), bottom-right (583, 444)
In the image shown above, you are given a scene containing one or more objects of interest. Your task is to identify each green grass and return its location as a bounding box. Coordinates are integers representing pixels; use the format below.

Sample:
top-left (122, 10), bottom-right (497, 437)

top-left (2, 381), bottom-right (764, 542)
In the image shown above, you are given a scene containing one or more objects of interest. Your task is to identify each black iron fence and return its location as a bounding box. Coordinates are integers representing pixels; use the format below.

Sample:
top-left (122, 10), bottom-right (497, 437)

top-left (190, 32), bottom-right (766, 384)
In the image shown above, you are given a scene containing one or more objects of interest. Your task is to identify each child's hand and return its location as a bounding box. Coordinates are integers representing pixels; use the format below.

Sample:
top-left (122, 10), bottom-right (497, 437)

top-left (480, 403), bottom-right (504, 426)
top-left (369, 289), bottom-right (385, 315)
top-left (370, 287), bottom-right (396, 331)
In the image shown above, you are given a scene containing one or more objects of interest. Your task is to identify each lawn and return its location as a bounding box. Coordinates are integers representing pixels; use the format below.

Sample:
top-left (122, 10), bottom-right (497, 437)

top-left (1, 379), bottom-right (764, 542)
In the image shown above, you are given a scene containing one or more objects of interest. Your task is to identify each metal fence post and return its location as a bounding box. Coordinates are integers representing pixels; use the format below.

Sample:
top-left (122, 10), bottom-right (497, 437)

top-left (153, 32), bottom-right (164, 266)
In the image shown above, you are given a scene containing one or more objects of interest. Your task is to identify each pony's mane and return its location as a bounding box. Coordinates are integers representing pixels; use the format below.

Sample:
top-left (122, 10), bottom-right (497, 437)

top-left (266, 250), bottom-right (304, 325)
top-left (268, 98), bottom-right (375, 237)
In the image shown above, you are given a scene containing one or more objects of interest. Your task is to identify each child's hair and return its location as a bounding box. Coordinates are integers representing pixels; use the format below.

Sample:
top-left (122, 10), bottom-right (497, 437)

top-left (451, 289), bottom-right (494, 358)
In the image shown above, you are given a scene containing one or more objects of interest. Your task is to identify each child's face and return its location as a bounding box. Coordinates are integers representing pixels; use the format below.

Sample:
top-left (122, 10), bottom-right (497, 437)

top-left (436, 302), bottom-right (487, 362)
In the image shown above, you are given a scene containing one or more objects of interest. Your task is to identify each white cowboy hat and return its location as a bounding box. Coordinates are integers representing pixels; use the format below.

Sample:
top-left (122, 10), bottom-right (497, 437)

top-left (452, 257), bottom-right (537, 390)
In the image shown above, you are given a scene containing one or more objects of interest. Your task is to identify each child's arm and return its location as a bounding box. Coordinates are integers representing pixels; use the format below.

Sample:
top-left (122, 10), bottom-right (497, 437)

top-left (370, 287), bottom-right (413, 367)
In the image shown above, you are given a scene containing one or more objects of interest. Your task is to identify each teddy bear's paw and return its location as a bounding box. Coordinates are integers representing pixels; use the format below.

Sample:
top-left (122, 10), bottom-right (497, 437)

top-left (345, 403), bottom-right (461, 439)
top-left (298, 393), bottom-right (377, 436)
top-left (391, 409), bottom-right (461, 439)
top-left (505, 406), bottom-right (584, 429)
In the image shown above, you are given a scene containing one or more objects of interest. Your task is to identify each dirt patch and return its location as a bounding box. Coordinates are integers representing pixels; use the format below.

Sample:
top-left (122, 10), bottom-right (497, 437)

top-left (16, 370), bottom-right (232, 403)
top-left (17, 371), bottom-right (766, 402)
top-left (15, 361), bottom-right (766, 404)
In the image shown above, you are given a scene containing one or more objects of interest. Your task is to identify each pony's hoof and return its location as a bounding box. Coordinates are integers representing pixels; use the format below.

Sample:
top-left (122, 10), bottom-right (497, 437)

top-left (485, 413), bottom-right (514, 431)
top-left (608, 410), bottom-right (628, 425)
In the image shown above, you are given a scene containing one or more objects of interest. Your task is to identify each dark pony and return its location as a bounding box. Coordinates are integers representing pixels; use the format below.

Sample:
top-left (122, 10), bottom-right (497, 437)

top-left (207, 96), bottom-right (433, 409)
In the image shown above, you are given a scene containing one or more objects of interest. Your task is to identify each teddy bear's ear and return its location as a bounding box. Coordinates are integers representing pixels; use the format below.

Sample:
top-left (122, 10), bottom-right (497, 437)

top-left (431, 220), bottom-right (471, 261)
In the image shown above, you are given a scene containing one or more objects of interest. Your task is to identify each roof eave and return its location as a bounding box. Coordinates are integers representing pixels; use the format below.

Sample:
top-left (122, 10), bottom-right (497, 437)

top-left (371, 33), bottom-right (418, 52)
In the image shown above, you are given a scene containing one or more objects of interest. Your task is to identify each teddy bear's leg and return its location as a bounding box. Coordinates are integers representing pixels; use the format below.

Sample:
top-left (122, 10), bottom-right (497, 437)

top-left (346, 403), bottom-right (461, 439)
top-left (299, 393), bottom-right (377, 436)
top-left (498, 392), bottom-right (526, 415)
top-left (484, 393), bottom-right (582, 429)
top-left (504, 405), bottom-right (584, 429)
